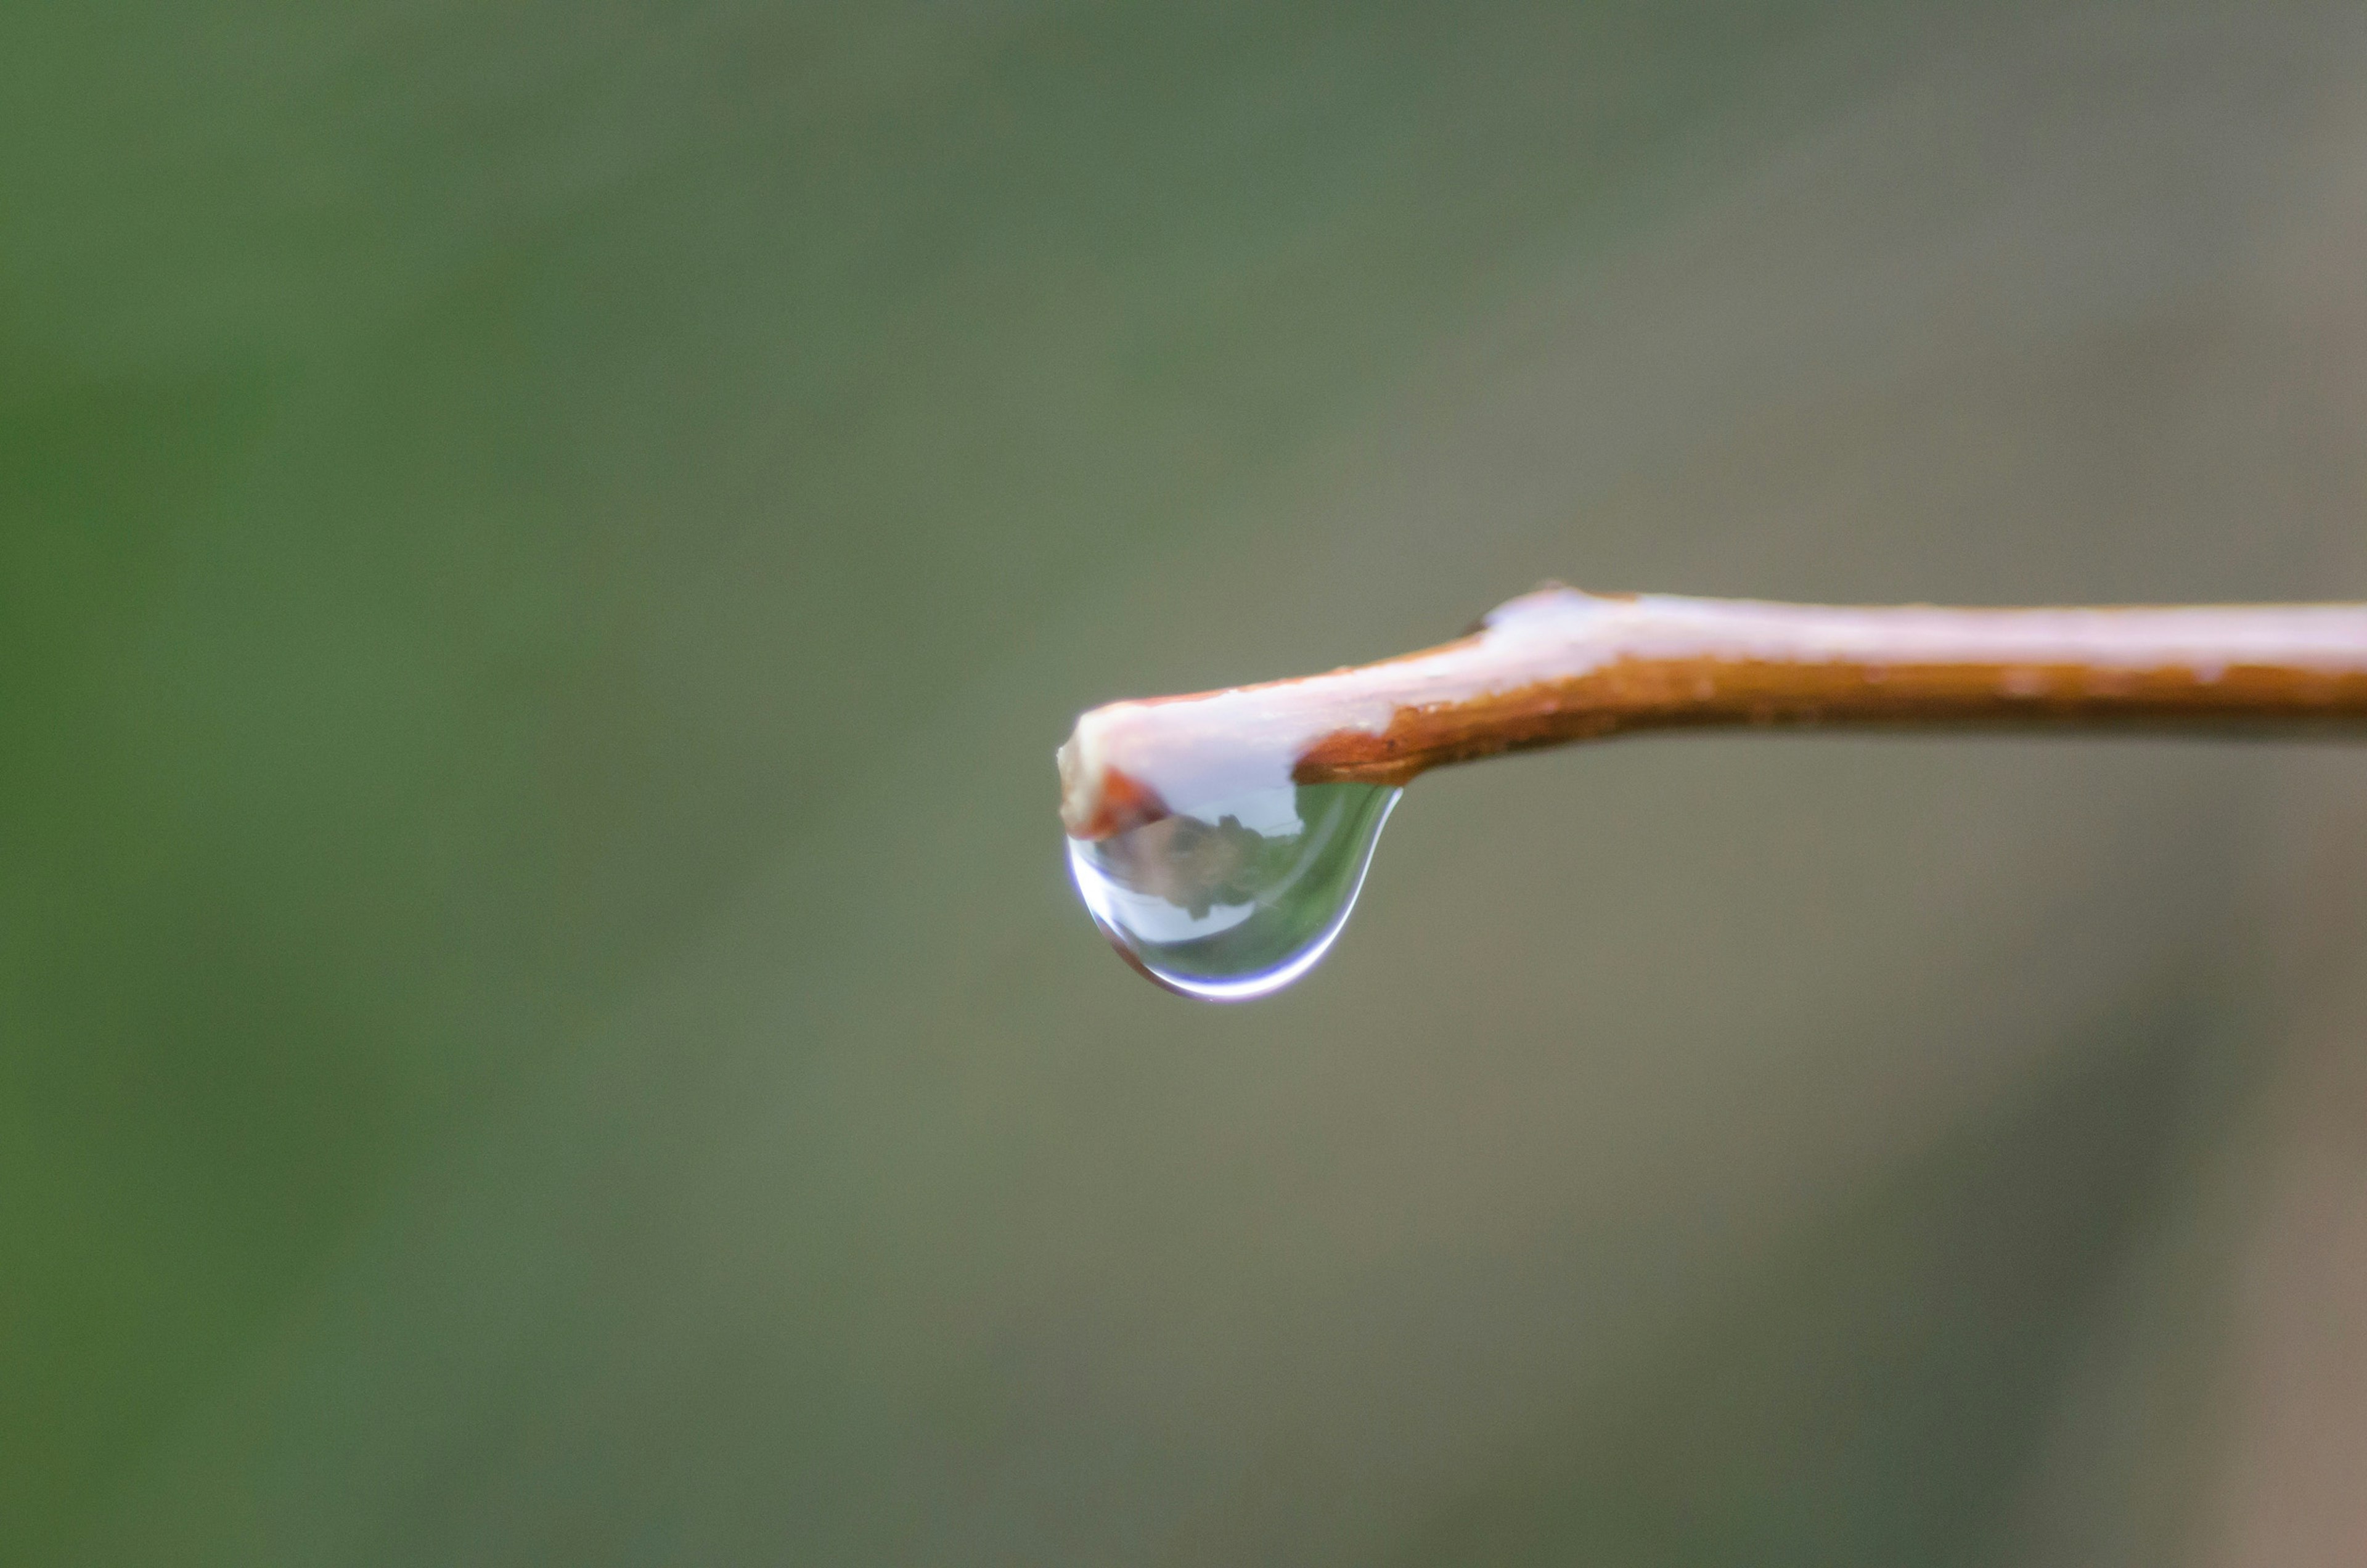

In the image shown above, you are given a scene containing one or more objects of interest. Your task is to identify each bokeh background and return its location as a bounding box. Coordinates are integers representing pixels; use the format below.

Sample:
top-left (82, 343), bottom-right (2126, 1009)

top-left (9, 2), bottom-right (2367, 1562)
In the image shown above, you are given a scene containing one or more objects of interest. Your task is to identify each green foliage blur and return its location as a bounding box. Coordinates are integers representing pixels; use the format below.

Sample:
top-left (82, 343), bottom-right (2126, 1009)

top-left (7, 2), bottom-right (2366, 1562)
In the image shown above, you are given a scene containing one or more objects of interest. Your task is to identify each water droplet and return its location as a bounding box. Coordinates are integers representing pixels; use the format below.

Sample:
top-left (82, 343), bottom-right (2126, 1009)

top-left (1067, 782), bottom-right (1400, 1000)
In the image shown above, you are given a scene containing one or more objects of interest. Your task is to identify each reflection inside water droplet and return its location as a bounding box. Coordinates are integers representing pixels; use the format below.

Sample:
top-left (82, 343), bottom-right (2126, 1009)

top-left (1067, 782), bottom-right (1400, 1000)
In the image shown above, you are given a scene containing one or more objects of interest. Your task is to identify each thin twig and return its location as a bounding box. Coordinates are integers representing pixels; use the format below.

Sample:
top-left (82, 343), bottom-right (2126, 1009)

top-left (1058, 584), bottom-right (2367, 839)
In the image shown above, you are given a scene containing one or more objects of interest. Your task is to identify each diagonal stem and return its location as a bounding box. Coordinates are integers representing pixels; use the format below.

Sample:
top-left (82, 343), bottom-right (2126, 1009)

top-left (1058, 584), bottom-right (2367, 839)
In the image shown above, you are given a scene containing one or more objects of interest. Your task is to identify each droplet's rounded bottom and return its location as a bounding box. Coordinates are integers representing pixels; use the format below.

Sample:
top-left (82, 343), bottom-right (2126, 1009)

top-left (1066, 782), bottom-right (1400, 1000)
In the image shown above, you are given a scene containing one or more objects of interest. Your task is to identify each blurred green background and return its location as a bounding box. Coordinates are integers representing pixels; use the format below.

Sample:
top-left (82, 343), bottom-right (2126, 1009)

top-left (8, 1), bottom-right (2367, 1562)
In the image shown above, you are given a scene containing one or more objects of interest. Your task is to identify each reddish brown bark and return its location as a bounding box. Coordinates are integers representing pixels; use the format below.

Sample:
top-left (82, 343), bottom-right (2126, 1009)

top-left (1059, 587), bottom-right (2367, 838)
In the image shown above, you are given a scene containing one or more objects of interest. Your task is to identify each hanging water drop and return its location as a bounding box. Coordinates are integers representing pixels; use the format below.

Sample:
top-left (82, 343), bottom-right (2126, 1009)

top-left (1066, 782), bottom-right (1400, 1000)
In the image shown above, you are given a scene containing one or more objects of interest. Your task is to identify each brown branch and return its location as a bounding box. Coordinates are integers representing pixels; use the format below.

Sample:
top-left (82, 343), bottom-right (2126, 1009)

top-left (1058, 584), bottom-right (2367, 839)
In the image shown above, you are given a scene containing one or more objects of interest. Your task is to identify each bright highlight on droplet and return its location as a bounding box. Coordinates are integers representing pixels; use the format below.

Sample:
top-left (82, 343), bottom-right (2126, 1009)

top-left (1066, 782), bottom-right (1400, 1000)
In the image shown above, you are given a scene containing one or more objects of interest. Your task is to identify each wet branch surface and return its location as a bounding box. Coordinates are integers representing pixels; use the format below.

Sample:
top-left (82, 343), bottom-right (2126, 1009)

top-left (1060, 586), bottom-right (2367, 838)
